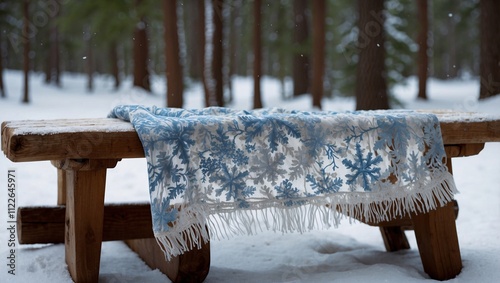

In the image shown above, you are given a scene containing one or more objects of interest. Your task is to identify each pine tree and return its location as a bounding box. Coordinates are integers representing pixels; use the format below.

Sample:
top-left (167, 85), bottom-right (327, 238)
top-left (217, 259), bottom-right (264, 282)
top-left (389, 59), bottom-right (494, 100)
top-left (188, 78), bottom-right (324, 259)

top-left (44, 6), bottom-right (61, 87)
top-left (479, 0), bottom-right (500, 99)
top-left (132, 16), bottom-right (150, 92)
top-left (330, 0), bottom-right (358, 97)
top-left (417, 0), bottom-right (429, 100)
top-left (197, 0), bottom-right (211, 107)
top-left (311, 0), bottom-right (326, 109)
top-left (0, 1), bottom-right (11, 98)
top-left (22, 0), bottom-right (30, 103)
top-left (60, 0), bottom-right (160, 92)
top-left (264, 0), bottom-right (293, 98)
top-left (0, 33), bottom-right (5, 98)
top-left (212, 0), bottom-right (225, 106)
top-left (253, 0), bottom-right (262, 109)
top-left (163, 0), bottom-right (183, 107)
top-left (292, 0), bottom-right (310, 97)
top-left (355, 0), bottom-right (389, 110)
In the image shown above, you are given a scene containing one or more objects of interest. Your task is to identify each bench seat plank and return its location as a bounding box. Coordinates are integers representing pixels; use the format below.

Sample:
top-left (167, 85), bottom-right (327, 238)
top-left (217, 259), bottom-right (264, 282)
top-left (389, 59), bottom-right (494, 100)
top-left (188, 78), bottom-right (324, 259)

top-left (2, 119), bottom-right (143, 162)
top-left (3, 112), bottom-right (500, 162)
top-left (436, 112), bottom-right (500, 144)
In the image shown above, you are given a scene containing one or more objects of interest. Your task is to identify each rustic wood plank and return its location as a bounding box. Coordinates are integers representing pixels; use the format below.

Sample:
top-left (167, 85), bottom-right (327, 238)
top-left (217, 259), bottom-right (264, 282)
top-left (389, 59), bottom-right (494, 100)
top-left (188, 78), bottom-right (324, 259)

top-left (1, 119), bottom-right (143, 162)
top-left (3, 112), bottom-right (500, 162)
top-left (17, 203), bottom-right (153, 244)
top-left (437, 113), bottom-right (500, 144)
top-left (126, 235), bottom-right (210, 283)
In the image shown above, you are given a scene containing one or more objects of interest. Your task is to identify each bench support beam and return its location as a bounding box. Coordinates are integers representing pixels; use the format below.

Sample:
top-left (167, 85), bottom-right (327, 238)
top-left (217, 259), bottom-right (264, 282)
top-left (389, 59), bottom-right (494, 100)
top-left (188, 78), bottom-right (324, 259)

top-left (17, 204), bottom-right (154, 244)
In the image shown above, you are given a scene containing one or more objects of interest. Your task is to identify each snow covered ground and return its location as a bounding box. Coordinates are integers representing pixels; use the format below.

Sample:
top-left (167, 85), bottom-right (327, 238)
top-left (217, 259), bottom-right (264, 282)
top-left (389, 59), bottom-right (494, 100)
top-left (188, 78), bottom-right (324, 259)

top-left (1, 70), bottom-right (499, 282)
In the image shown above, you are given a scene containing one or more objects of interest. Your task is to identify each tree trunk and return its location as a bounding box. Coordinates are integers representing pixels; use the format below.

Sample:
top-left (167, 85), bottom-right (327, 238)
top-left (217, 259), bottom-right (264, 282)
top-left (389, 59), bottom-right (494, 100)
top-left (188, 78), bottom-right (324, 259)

top-left (197, 0), bottom-right (211, 107)
top-left (185, 0), bottom-right (202, 80)
top-left (479, 0), bottom-right (500, 99)
top-left (43, 8), bottom-right (60, 87)
top-left (447, 15), bottom-right (458, 79)
top-left (253, 0), bottom-right (263, 109)
top-left (85, 30), bottom-right (94, 93)
top-left (227, 0), bottom-right (241, 104)
top-left (292, 0), bottom-right (310, 97)
top-left (133, 18), bottom-right (151, 92)
top-left (311, 0), bottom-right (326, 109)
top-left (355, 0), bottom-right (389, 110)
top-left (22, 0), bottom-right (30, 103)
top-left (163, 0), bottom-right (183, 108)
top-left (54, 32), bottom-right (61, 87)
top-left (110, 42), bottom-right (120, 90)
top-left (44, 38), bottom-right (51, 84)
top-left (52, 11), bottom-right (61, 87)
top-left (0, 34), bottom-right (5, 98)
top-left (212, 0), bottom-right (224, 106)
top-left (276, 4), bottom-right (287, 99)
top-left (417, 0), bottom-right (428, 100)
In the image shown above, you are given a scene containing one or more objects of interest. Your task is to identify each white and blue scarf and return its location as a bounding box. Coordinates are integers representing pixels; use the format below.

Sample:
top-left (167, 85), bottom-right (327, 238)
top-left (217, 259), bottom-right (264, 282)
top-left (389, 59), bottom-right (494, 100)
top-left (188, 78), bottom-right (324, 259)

top-left (109, 106), bottom-right (457, 260)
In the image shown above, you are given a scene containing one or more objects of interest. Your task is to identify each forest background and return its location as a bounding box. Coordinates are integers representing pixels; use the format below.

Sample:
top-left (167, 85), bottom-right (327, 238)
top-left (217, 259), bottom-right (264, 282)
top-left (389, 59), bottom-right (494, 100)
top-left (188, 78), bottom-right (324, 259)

top-left (0, 0), bottom-right (499, 110)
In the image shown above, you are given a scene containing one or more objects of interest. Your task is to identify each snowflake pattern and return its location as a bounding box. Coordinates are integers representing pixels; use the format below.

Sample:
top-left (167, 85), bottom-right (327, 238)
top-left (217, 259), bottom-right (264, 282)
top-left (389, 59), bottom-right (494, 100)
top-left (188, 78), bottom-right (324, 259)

top-left (342, 144), bottom-right (383, 191)
top-left (109, 106), bottom-right (450, 233)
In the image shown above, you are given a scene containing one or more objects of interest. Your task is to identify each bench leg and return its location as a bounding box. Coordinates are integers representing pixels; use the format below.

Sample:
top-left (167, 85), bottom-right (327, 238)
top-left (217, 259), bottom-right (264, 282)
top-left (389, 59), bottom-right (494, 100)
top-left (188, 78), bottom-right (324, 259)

top-left (379, 226), bottom-right (410, 252)
top-left (412, 200), bottom-right (462, 280)
top-left (125, 233), bottom-right (210, 283)
top-left (52, 159), bottom-right (119, 283)
top-left (65, 168), bottom-right (107, 283)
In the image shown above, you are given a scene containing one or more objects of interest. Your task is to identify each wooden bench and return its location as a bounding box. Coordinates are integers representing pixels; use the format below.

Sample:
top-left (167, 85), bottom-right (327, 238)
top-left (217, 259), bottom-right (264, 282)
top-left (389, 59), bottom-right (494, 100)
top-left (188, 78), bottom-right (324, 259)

top-left (2, 111), bottom-right (500, 282)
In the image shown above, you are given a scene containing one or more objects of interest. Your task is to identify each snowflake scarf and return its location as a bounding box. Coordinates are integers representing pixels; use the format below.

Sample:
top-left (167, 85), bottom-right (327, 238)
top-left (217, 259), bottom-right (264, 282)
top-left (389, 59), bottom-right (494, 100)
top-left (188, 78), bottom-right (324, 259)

top-left (109, 106), bottom-right (457, 260)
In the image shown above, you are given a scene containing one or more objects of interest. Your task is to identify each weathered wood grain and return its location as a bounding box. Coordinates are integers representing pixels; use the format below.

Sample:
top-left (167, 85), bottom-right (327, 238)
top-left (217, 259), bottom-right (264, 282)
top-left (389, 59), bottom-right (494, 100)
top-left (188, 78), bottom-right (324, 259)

top-left (3, 112), bottom-right (500, 162)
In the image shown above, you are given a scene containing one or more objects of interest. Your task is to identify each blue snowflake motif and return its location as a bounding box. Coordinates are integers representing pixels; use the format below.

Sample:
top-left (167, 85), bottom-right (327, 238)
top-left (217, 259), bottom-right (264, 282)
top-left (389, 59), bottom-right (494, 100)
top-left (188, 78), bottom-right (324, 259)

top-left (213, 164), bottom-right (251, 201)
top-left (147, 152), bottom-right (188, 198)
top-left (302, 124), bottom-right (329, 158)
top-left (342, 143), bottom-right (383, 191)
top-left (402, 151), bottom-right (427, 183)
top-left (157, 119), bottom-right (196, 164)
top-left (274, 180), bottom-right (303, 206)
top-left (199, 155), bottom-right (220, 182)
top-left (422, 120), bottom-right (446, 165)
top-left (250, 152), bottom-right (287, 185)
top-left (306, 170), bottom-right (343, 195)
top-left (151, 199), bottom-right (178, 232)
top-left (240, 115), bottom-right (301, 152)
top-left (374, 115), bottom-right (411, 159)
